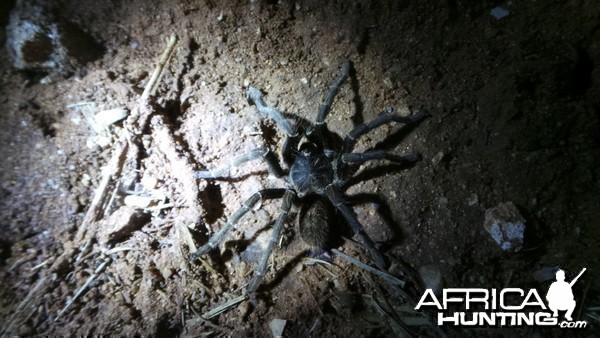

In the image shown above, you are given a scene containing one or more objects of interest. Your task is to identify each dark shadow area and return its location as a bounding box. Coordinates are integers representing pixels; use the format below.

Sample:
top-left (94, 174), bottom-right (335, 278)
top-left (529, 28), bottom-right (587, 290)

top-left (347, 192), bottom-right (403, 250)
top-left (345, 161), bottom-right (420, 189)
top-left (348, 61), bottom-right (364, 127)
top-left (198, 182), bottom-right (225, 224)
top-left (257, 250), bottom-right (308, 294)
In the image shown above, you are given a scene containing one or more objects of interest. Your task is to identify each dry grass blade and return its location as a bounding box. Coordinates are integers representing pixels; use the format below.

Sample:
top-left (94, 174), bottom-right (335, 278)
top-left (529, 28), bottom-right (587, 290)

top-left (141, 34), bottom-right (178, 101)
top-left (2, 277), bottom-right (47, 335)
top-left (367, 294), bottom-right (412, 337)
top-left (55, 257), bottom-right (112, 321)
top-left (202, 294), bottom-right (248, 319)
top-left (331, 248), bottom-right (405, 287)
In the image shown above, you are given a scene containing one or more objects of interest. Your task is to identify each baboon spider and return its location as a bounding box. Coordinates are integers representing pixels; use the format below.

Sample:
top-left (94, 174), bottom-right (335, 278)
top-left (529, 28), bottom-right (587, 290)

top-left (192, 60), bottom-right (426, 292)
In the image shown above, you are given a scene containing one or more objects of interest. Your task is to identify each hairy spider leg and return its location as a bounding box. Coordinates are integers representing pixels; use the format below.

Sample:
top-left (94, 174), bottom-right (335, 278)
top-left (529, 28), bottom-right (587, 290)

top-left (315, 60), bottom-right (351, 127)
top-left (246, 87), bottom-right (295, 136)
top-left (248, 189), bottom-right (296, 293)
top-left (191, 188), bottom-right (287, 258)
top-left (341, 150), bottom-right (421, 165)
top-left (343, 109), bottom-right (427, 152)
top-left (246, 87), bottom-right (300, 165)
top-left (195, 147), bottom-right (284, 179)
top-left (324, 185), bottom-right (387, 270)
top-left (305, 60), bottom-right (352, 150)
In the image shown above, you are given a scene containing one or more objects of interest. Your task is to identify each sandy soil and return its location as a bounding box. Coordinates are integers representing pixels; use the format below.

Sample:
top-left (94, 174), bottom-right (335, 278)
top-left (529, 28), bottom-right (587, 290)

top-left (0, 0), bottom-right (599, 336)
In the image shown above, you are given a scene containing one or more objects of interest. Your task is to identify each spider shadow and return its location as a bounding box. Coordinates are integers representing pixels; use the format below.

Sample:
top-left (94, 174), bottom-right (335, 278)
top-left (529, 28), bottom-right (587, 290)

top-left (344, 161), bottom-right (419, 189)
top-left (346, 193), bottom-right (405, 252)
top-left (199, 221), bottom-right (276, 279)
top-left (372, 115), bottom-right (427, 152)
top-left (256, 249), bottom-right (310, 295)
top-left (197, 170), bottom-right (286, 224)
top-left (349, 60), bottom-right (365, 127)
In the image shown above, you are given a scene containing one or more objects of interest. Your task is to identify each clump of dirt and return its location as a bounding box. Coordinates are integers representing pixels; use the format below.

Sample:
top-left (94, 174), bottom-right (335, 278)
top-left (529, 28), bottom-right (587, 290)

top-left (1, 0), bottom-right (599, 336)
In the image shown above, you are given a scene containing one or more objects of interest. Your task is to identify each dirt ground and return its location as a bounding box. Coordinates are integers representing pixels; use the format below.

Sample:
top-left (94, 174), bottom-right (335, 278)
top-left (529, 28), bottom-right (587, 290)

top-left (1, 0), bottom-right (599, 336)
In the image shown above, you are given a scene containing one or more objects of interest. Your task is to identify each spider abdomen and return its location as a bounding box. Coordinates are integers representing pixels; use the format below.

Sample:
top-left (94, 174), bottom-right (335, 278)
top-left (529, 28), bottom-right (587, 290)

top-left (289, 152), bottom-right (334, 197)
top-left (298, 196), bottom-right (332, 249)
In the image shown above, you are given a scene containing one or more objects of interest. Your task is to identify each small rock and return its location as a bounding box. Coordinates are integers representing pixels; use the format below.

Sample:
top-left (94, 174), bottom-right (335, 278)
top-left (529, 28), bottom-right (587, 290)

top-left (533, 265), bottom-right (559, 283)
top-left (238, 300), bottom-right (251, 318)
top-left (95, 108), bottom-right (128, 127)
top-left (124, 195), bottom-right (156, 209)
top-left (438, 196), bottom-right (448, 207)
top-left (81, 173), bottom-right (92, 187)
top-left (140, 175), bottom-right (158, 190)
top-left (161, 267), bottom-right (174, 279)
top-left (466, 193), bottom-right (479, 206)
top-left (490, 6), bottom-right (510, 20)
top-left (431, 151), bottom-right (445, 166)
top-left (97, 207), bottom-right (151, 244)
top-left (418, 265), bottom-right (443, 295)
top-left (483, 202), bottom-right (526, 252)
top-left (88, 135), bottom-right (111, 148)
top-left (6, 1), bottom-right (104, 73)
top-left (270, 319), bottom-right (286, 337)
top-left (383, 77), bottom-right (395, 89)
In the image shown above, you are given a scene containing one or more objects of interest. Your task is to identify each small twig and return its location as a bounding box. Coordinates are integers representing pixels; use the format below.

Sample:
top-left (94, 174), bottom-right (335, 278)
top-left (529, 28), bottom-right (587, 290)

top-left (178, 223), bottom-right (220, 277)
top-left (75, 140), bottom-right (129, 242)
top-left (30, 259), bottom-right (50, 271)
top-left (143, 202), bottom-right (175, 211)
top-left (577, 281), bottom-right (591, 320)
top-left (55, 257), bottom-right (111, 321)
top-left (66, 101), bottom-right (95, 108)
top-left (141, 34), bottom-right (178, 101)
top-left (9, 255), bottom-right (31, 270)
top-left (190, 280), bottom-right (215, 299)
top-left (178, 222), bottom-right (197, 252)
top-left (189, 303), bottom-right (221, 330)
top-left (202, 294), bottom-right (248, 319)
top-left (301, 276), bottom-right (325, 317)
top-left (331, 249), bottom-right (405, 287)
top-left (2, 277), bottom-right (47, 335)
top-left (303, 257), bottom-right (336, 268)
top-left (309, 318), bottom-right (321, 334)
top-left (367, 294), bottom-right (412, 337)
top-left (104, 246), bottom-right (133, 255)
top-left (586, 307), bottom-right (600, 323)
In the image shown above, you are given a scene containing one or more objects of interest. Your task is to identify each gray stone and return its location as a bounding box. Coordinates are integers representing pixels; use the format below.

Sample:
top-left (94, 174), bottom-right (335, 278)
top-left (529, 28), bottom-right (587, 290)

top-left (484, 202), bottom-right (526, 252)
top-left (6, 0), bottom-right (104, 74)
top-left (418, 264), bottom-right (443, 295)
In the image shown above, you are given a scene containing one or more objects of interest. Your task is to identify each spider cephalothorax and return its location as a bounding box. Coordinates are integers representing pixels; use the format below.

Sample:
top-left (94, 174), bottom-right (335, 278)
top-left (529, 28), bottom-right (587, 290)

top-left (289, 143), bottom-right (336, 197)
top-left (193, 60), bottom-right (425, 292)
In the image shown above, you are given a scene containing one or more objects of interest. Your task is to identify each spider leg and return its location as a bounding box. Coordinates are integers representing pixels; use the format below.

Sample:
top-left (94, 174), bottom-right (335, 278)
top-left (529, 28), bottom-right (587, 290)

top-left (343, 108), bottom-right (427, 152)
top-left (196, 147), bottom-right (284, 179)
top-left (324, 185), bottom-right (387, 270)
top-left (191, 188), bottom-right (287, 258)
top-left (341, 150), bottom-right (421, 165)
top-left (246, 87), bottom-right (296, 136)
top-left (315, 60), bottom-right (351, 128)
top-left (245, 87), bottom-right (300, 164)
top-left (248, 189), bottom-right (295, 292)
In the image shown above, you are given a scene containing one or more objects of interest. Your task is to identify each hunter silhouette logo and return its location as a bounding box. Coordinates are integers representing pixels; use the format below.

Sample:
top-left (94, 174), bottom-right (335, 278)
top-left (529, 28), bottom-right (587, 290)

top-left (546, 268), bottom-right (586, 321)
